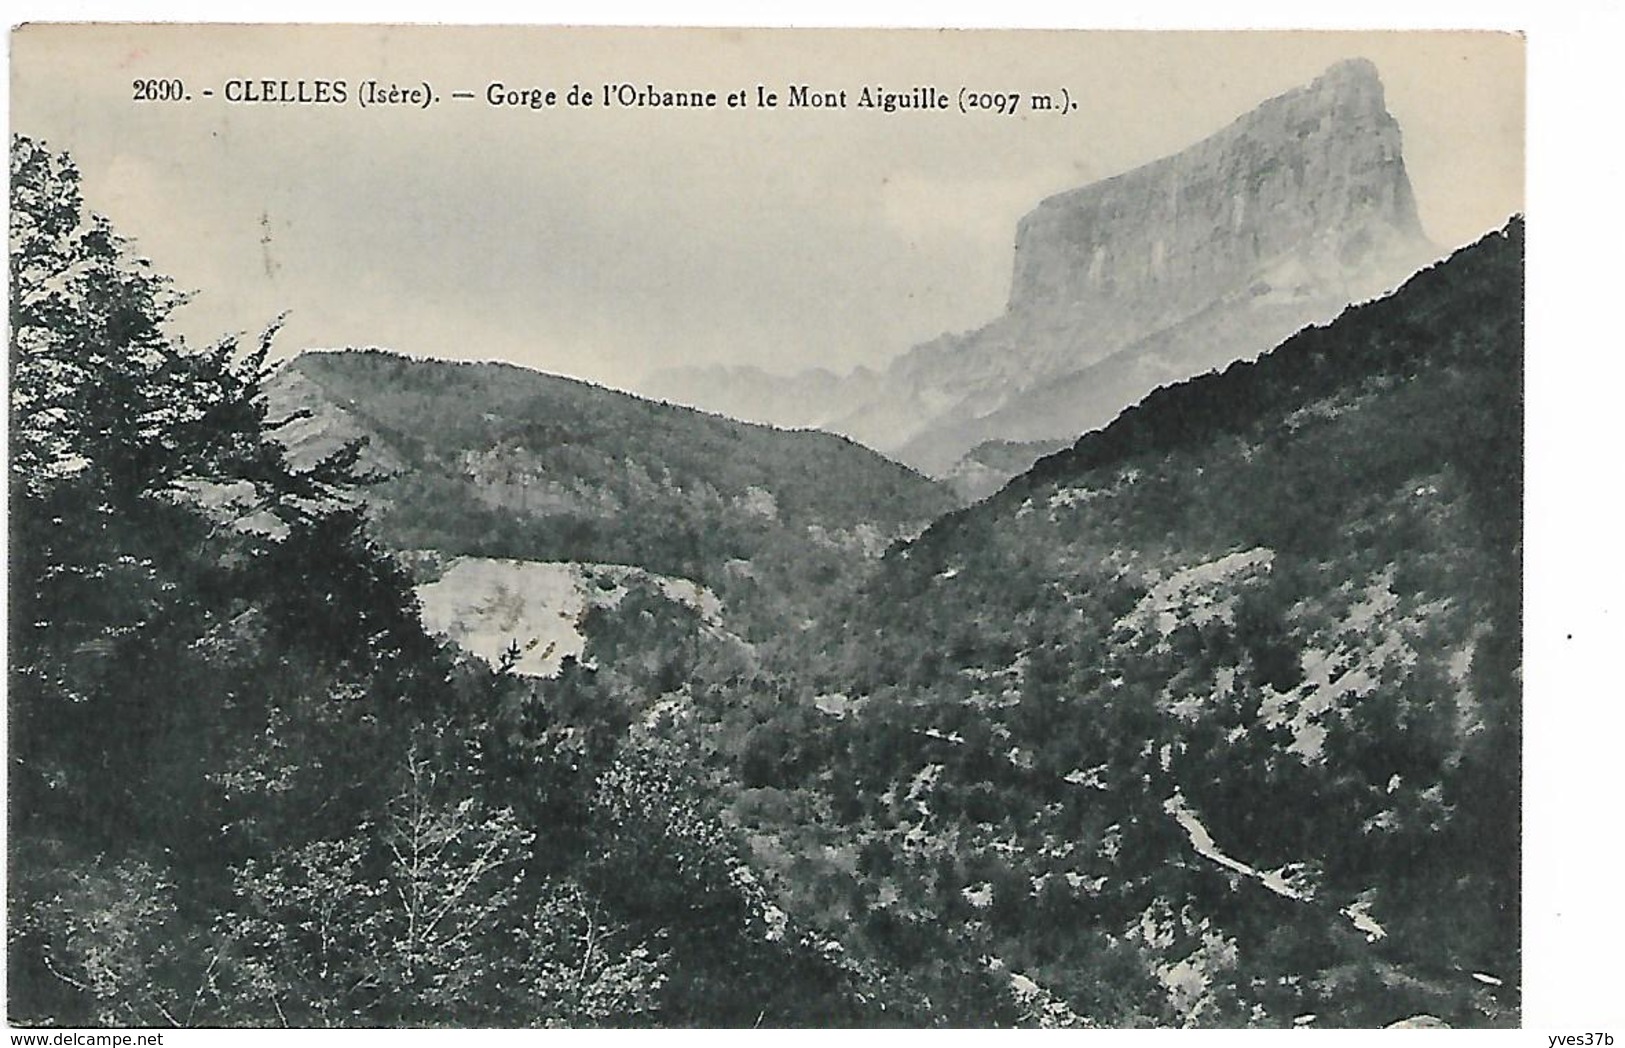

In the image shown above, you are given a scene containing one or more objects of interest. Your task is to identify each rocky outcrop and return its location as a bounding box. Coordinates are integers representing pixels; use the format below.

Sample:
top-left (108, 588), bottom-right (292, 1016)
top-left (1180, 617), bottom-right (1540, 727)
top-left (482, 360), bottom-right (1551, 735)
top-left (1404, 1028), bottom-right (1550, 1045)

top-left (643, 59), bottom-right (1439, 484)
top-left (1004, 58), bottom-right (1424, 344)
top-left (1384, 1014), bottom-right (1451, 1029)
top-left (415, 557), bottom-right (721, 677)
top-left (263, 361), bottom-right (406, 476)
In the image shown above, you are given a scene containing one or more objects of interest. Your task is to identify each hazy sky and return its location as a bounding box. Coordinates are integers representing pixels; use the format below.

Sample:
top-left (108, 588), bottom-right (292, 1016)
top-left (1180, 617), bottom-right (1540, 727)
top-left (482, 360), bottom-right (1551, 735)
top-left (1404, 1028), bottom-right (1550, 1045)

top-left (11, 26), bottom-right (1523, 391)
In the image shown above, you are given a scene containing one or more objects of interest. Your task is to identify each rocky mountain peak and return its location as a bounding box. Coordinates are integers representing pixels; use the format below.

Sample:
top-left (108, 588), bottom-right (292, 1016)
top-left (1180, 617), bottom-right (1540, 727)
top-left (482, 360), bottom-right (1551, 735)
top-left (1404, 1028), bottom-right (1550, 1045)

top-left (1006, 58), bottom-right (1428, 333)
top-left (639, 60), bottom-right (1442, 485)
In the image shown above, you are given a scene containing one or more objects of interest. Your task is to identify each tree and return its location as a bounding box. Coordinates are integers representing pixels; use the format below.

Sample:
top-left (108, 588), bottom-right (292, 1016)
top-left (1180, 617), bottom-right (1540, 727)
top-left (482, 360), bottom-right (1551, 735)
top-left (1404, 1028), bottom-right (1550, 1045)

top-left (7, 135), bottom-right (451, 1025)
top-left (10, 136), bottom-right (184, 499)
top-left (7, 841), bottom-right (210, 1028)
top-left (222, 734), bottom-right (668, 1027)
top-left (10, 135), bottom-right (361, 526)
top-left (225, 738), bottom-right (533, 1025)
top-left (8, 134), bottom-right (385, 847)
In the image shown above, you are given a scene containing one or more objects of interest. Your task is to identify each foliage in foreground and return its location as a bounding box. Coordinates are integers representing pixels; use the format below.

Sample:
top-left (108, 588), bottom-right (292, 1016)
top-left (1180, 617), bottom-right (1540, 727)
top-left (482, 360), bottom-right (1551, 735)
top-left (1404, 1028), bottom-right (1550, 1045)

top-left (6, 135), bottom-right (887, 1028)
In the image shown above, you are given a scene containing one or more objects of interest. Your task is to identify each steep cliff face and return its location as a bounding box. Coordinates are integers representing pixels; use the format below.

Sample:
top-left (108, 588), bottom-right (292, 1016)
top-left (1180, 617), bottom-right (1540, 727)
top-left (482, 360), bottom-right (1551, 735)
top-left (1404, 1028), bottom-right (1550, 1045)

top-left (1005, 58), bottom-right (1424, 338)
top-left (866, 58), bottom-right (1436, 475)
top-left (643, 59), bottom-right (1440, 483)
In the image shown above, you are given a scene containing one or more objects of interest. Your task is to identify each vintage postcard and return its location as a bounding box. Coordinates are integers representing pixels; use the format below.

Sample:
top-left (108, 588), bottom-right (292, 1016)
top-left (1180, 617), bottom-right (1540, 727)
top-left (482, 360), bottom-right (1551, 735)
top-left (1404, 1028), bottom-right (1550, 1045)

top-left (9, 24), bottom-right (1528, 1030)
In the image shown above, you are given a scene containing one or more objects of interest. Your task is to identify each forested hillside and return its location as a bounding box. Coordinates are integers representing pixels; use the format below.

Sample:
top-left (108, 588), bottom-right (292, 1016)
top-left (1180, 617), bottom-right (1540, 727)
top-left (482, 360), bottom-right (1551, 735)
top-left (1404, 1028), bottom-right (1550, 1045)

top-left (273, 352), bottom-right (949, 577)
top-left (5, 135), bottom-right (927, 1029)
top-left (700, 220), bottom-right (1522, 1027)
top-left (8, 129), bottom-right (1521, 1029)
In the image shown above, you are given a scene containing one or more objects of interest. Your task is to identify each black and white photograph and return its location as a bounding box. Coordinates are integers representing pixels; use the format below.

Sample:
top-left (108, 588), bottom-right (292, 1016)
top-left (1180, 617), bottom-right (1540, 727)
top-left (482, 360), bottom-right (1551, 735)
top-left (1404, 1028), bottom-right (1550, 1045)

top-left (4, 18), bottom-right (1561, 1032)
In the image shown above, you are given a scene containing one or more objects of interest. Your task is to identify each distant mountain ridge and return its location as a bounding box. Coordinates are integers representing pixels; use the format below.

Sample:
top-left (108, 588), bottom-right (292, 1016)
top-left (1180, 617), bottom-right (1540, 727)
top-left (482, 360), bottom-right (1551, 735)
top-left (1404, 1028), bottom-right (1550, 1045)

top-left (643, 58), bottom-right (1438, 482)
top-left (265, 350), bottom-right (954, 596)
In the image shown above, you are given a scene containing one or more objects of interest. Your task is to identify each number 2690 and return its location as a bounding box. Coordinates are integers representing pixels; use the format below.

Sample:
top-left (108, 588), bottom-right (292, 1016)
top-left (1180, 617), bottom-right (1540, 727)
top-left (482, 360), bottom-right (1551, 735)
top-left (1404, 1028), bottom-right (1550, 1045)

top-left (133, 79), bottom-right (186, 102)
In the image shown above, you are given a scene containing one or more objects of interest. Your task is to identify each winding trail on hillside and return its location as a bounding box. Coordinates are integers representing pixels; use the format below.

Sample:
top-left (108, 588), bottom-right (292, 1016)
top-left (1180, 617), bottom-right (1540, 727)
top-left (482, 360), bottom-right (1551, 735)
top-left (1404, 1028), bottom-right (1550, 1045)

top-left (905, 723), bottom-right (1389, 942)
top-left (1164, 789), bottom-right (1387, 941)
